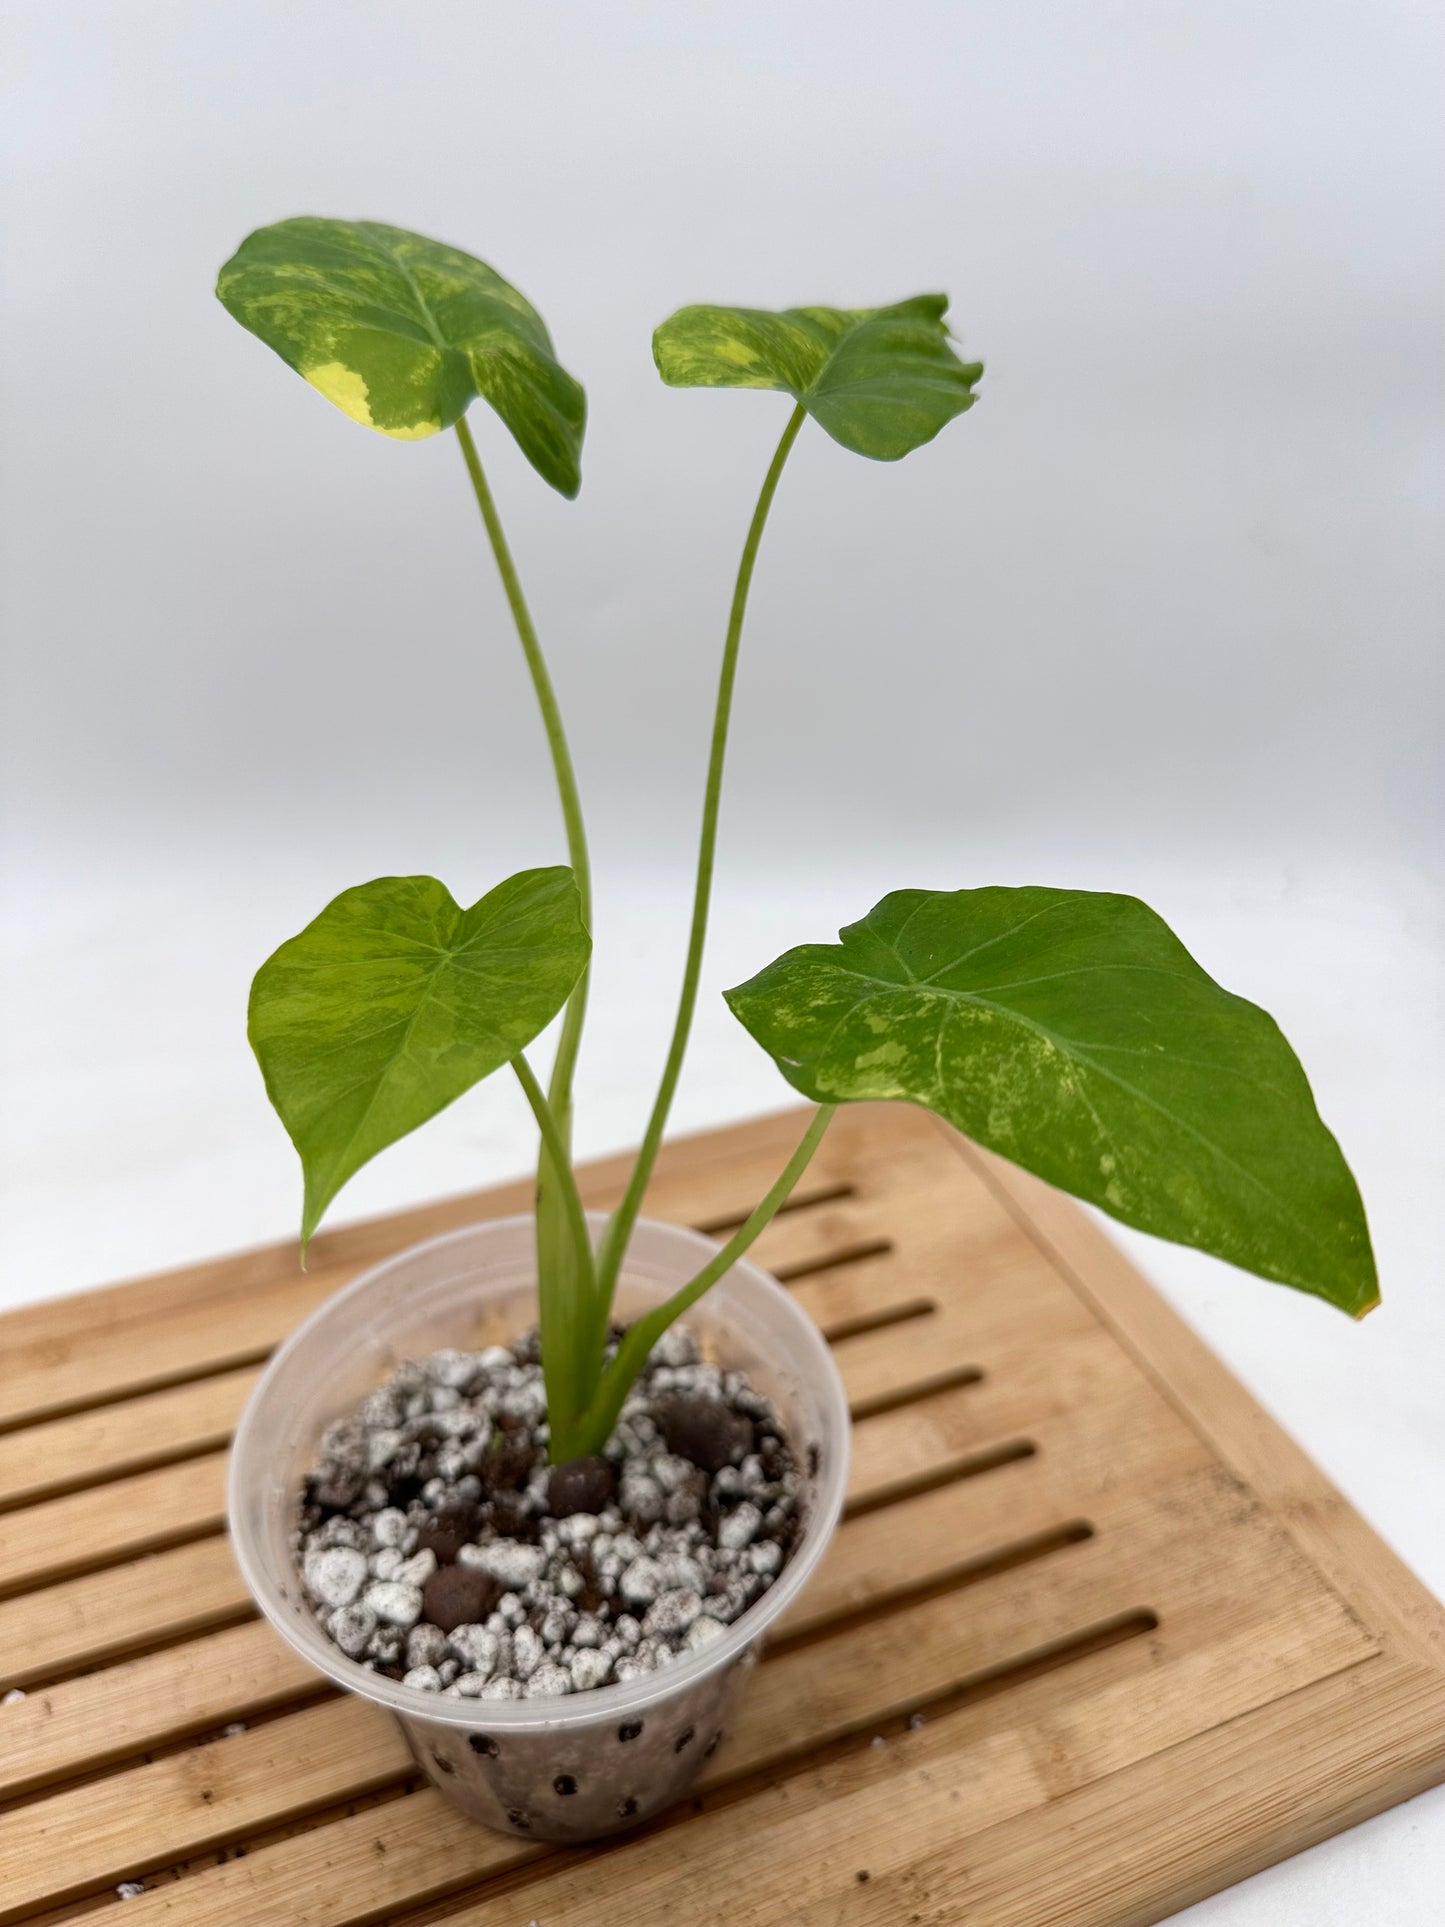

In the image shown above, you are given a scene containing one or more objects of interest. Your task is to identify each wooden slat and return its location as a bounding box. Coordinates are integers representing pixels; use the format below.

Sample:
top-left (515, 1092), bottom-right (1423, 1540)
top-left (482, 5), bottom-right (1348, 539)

top-left (0, 1360), bottom-right (1115, 1799)
top-left (434, 1663), bottom-right (1445, 1927)
top-left (0, 1537), bottom-right (249, 1693)
top-left (0, 1399), bottom-right (1044, 1797)
top-left (80, 1632), bottom-right (1154, 1927)
top-left (0, 1620), bottom-right (320, 1801)
top-left (113, 1573), bottom-right (1372, 1927)
top-left (0, 1194), bottom-right (933, 1514)
top-left (0, 1353), bottom-right (1014, 1695)
top-left (0, 1452), bottom-right (228, 1599)
top-left (953, 1131), bottom-right (1445, 1665)
top-left (876, 1659), bottom-right (1445, 1927)
top-left (0, 1369), bottom-right (257, 1512)
top-left (0, 1237), bottom-right (1073, 1620)
top-left (0, 1103), bottom-right (1439, 1927)
top-left (0, 1274), bottom-right (335, 1434)
top-left (0, 1108), bottom-right (871, 1429)
top-left (0, 1698), bottom-right (403, 1924)
top-left (95, 1586), bottom-right (1378, 1927)
top-left (0, 1464), bottom-right (1369, 1923)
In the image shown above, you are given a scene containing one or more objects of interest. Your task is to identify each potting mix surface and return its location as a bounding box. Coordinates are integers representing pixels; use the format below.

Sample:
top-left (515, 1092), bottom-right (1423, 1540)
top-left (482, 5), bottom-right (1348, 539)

top-left (297, 1326), bottom-right (801, 1697)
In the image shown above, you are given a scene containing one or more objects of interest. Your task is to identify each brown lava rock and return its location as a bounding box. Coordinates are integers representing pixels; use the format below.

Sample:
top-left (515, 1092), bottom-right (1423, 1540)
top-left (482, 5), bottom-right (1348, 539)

top-left (414, 1503), bottom-right (482, 1566)
top-left (422, 1565), bottom-right (501, 1633)
top-left (304, 1464), bottom-right (365, 1515)
top-left (486, 1489), bottom-right (540, 1542)
top-left (546, 1455), bottom-right (617, 1517)
top-left (654, 1393), bottom-right (754, 1473)
top-left (487, 1413), bottom-right (537, 1489)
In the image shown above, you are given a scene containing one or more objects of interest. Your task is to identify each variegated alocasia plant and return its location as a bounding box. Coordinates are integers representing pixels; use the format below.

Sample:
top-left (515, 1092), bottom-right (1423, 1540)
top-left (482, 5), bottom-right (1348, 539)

top-left (218, 216), bottom-right (1377, 1464)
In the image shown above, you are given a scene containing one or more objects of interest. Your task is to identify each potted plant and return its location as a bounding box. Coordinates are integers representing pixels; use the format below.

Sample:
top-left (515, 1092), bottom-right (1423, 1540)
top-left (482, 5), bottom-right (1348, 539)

top-left (219, 217), bottom-right (1377, 1844)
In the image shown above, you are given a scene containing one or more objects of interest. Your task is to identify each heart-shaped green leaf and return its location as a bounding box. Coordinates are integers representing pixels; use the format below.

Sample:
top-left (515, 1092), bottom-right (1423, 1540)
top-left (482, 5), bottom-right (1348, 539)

top-left (653, 295), bottom-right (982, 460)
top-left (216, 218), bottom-right (586, 495)
top-left (726, 887), bottom-right (1376, 1314)
top-left (250, 868), bottom-right (590, 1251)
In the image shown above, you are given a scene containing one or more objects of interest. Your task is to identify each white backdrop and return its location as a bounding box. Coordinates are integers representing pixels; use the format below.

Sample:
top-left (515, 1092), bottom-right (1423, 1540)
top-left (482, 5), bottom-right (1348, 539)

top-left (2, 5), bottom-right (1442, 1920)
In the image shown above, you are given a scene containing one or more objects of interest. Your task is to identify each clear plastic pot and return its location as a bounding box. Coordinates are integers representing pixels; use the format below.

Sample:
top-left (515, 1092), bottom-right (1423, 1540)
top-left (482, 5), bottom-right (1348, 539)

top-left (228, 1212), bottom-right (851, 1843)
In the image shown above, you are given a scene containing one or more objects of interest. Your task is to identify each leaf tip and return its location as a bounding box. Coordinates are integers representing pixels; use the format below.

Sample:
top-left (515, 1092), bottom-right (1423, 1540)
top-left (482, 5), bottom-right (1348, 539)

top-left (299, 1182), bottom-right (328, 1269)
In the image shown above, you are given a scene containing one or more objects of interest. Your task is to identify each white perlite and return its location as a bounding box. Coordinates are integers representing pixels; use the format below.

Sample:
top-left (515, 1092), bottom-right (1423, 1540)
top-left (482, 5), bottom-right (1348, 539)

top-left (295, 1323), bottom-right (805, 1699)
top-left (463, 1539), bottom-right (548, 1588)
top-left (303, 1545), bottom-right (367, 1609)
top-left (718, 1501), bottom-right (762, 1550)
top-left (620, 1555), bottom-right (664, 1605)
top-left (687, 1615), bottom-right (726, 1652)
top-left (570, 1647), bottom-right (614, 1691)
top-left (643, 1588), bottom-right (702, 1637)
top-left (364, 1580), bottom-right (423, 1627)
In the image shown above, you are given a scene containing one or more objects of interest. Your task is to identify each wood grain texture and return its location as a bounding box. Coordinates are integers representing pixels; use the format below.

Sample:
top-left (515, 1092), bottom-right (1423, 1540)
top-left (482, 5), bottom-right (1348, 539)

top-left (0, 1103), bottom-right (1440, 1927)
top-left (0, 1368), bottom-right (258, 1511)
top-left (0, 1536), bottom-right (250, 1694)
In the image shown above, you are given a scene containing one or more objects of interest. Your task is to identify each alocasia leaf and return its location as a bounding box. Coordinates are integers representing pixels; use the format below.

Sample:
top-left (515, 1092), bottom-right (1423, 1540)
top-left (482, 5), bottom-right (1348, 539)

top-left (216, 217), bottom-right (586, 494)
top-left (653, 295), bottom-right (982, 459)
top-left (250, 868), bottom-right (590, 1251)
top-left (726, 886), bottom-right (1377, 1314)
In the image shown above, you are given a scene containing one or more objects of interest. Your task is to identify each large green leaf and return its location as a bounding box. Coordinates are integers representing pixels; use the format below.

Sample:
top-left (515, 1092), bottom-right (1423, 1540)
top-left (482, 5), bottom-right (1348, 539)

top-left (250, 868), bottom-right (590, 1251)
top-left (726, 887), bottom-right (1377, 1314)
top-left (653, 295), bottom-right (982, 460)
top-left (216, 217), bottom-right (586, 494)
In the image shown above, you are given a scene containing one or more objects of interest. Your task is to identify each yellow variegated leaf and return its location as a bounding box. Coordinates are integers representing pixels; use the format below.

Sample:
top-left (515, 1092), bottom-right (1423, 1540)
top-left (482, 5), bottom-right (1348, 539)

top-left (217, 217), bottom-right (585, 494)
top-left (654, 295), bottom-right (982, 459)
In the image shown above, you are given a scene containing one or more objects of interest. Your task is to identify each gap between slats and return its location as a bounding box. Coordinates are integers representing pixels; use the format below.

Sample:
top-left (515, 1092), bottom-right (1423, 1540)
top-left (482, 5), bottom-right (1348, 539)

top-left (0, 1539), bottom-right (1152, 1923)
top-left (0, 1286), bottom-right (973, 1606)
top-left (0, 1509), bottom-right (1099, 1815)
top-left (0, 1393), bottom-right (1033, 1728)
top-left (0, 1176), bottom-right (875, 1442)
top-left (2, 1610), bottom-right (1160, 1927)
top-left (388, 1613), bottom-right (1163, 1927)
top-left (0, 1331), bottom-right (996, 1694)
top-left (0, 1207), bottom-right (900, 1504)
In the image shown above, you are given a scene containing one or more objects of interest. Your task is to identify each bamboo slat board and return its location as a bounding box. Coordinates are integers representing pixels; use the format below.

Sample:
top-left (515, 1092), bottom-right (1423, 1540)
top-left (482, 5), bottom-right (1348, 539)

top-left (2, 1103), bottom-right (1443, 1927)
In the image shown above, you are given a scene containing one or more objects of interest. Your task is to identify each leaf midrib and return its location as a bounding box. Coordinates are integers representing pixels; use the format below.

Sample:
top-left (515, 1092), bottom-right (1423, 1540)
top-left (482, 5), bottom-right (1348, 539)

top-left (346, 227), bottom-right (546, 381)
top-left (302, 886), bottom-right (577, 1193)
top-left (317, 936), bottom-right (477, 1202)
top-left (353, 224), bottom-right (449, 353)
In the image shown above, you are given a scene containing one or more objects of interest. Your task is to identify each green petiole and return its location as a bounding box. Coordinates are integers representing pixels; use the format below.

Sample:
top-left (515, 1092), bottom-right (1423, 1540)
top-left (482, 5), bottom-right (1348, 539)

top-left (568, 1104), bottom-right (836, 1460)
top-left (593, 403), bottom-right (808, 1316)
